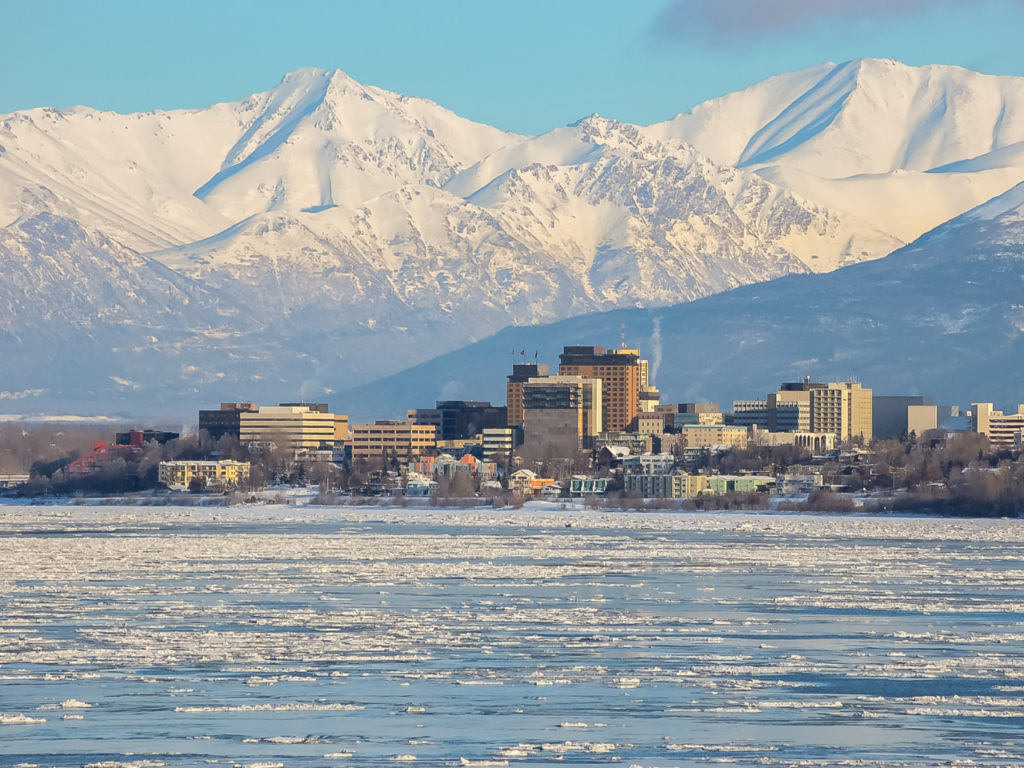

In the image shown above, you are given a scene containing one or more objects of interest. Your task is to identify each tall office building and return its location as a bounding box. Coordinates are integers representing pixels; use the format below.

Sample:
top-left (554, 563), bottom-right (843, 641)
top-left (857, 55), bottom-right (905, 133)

top-left (522, 376), bottom-right (602, 451)
top-left (767, 380), bottom-right (825, 432)
top-left (506, 364), bottom-right (549, 427)
top-left (810, 382), bottom-right (873, 441)
top-left (558, 346), bottom-right (650, 432)
top-left (239, 405), bottom-right (339, 452)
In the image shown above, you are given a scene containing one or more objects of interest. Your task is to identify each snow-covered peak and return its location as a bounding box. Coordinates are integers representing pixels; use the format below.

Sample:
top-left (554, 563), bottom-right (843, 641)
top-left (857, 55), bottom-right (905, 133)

top-left (650, 58), bottom-right (1024, 178)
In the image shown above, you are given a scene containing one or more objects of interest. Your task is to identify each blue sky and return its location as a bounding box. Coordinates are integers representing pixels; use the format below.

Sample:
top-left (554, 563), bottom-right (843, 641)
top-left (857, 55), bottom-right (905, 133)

top-left (3, 0), bottom-right (1024, 135)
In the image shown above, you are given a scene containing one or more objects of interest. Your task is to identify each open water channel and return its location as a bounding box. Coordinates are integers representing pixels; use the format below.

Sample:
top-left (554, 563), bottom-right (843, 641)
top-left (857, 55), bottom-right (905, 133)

top-left (1, 505), bottom-right (1023, 768)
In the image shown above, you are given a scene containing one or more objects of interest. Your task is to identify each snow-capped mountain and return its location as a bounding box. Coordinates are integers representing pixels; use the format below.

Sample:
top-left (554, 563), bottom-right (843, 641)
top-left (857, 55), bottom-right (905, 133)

top-left (0, 68), bottom-right (521, 252)
top-left (1, 60), bottom-right (1023, 416)
top-left (342, 180), bottom-right (1024, 420)
top-left (153, 115), bottom-right (898, 347)
top-left (648, 59), bottom-right (1024, 242)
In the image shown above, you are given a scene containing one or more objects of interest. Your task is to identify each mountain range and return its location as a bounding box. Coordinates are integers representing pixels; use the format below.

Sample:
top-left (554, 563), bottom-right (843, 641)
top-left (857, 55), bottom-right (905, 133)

top-left (1, 59), bottom-right (1023, 419)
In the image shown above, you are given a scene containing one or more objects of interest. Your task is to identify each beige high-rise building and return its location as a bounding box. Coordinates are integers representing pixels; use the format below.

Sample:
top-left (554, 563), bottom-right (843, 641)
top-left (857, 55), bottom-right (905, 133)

top-left (810, 382), bottom-right (873, 441)
top-left (767, 381), bottom-right (826, 432)
top-left (240, 405), bottom-right (339, 452)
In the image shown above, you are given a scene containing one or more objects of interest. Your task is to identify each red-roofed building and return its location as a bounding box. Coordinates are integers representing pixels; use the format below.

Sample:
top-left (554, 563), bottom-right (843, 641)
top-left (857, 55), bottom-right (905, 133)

top-left (66, 441), bottom-right (140, 478)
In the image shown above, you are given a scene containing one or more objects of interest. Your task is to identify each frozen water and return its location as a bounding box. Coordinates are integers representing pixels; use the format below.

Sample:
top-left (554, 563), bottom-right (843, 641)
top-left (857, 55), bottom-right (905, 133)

top-left (1, 505), bottom-right (1023, 767)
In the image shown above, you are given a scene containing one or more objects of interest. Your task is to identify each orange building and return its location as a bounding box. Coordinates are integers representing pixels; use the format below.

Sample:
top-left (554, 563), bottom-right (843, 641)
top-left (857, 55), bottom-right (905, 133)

top-left (558, 346), bottom-right (646, 433)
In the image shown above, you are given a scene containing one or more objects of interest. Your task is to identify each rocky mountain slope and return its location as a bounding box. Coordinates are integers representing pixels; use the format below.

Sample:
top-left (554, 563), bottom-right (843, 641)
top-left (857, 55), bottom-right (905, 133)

top-left (342, 181), bottom-right (1024, 419)
top-left (2, 60), bottom-right (1024, 416)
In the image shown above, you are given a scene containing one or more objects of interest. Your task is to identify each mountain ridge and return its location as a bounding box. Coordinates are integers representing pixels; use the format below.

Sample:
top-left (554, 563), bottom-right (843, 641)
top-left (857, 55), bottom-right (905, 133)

top-left (2, 59), bottom-right (1024, 416)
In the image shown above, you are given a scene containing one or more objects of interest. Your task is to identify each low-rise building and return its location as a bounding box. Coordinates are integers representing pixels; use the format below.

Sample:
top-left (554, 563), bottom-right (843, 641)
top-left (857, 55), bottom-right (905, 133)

top-left (596, 432), bottom-right (652, 455)
top-left (509, 469), bottom-right (556, 496)
top-left (623, 472), bottom-right (709, 499)
top-left (352, 421), bottom-right (436, 459)
top-left (0, 474), bottom-right (30, 488)
top-left (158, 460), bottom-right (250, 489)
top-left (482, 428), bottom-right (519, 457)
top-left (569, 476), bottom-right (609, 497)
top-left (636, 413), bottom-right (665, 435)
top-left (705, 475), bottom-right (773, 494)
top-left (749, 427), bottom-right (838, 453)
top-left (66, 441), bottom-right (140, 478)
top-left (674, 425), bottom-right (748, 450)
top-left (623, 452), bottom-right (676, 475)
top-left (775, 473), bottom-right (825, 495)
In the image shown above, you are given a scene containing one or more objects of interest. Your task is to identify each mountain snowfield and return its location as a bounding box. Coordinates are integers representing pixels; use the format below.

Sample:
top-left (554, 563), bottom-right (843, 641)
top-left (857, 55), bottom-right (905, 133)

top-left (652, 58), bottom-right (1024, 242)
top-left (1, 59), bottom-right (1023, 415)
top-left (345, 180), bottom-right (1024, 419)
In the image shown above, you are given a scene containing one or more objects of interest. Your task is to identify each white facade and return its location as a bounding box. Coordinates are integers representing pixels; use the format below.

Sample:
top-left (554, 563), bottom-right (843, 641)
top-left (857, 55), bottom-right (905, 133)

top-left (623, 452), bottom-right (676, 475)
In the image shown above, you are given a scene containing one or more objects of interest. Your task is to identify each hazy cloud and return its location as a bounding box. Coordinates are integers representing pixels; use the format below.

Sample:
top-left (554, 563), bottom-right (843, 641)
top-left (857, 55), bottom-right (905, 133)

top-left (655, 0), bottom-right (990, 39)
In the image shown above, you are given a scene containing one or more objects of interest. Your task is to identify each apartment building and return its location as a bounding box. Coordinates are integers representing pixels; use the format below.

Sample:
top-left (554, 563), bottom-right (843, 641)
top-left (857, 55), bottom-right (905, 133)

top-left (158, 460), bottom-right (250, 489)
top-left (351, 420), bottom-right (436, 459)
top-left (623, 473), bottom-right (709, 499)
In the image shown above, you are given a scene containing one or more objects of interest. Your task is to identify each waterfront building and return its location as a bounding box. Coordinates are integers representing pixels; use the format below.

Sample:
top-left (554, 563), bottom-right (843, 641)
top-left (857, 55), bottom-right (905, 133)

top-left (157, 460), bottom-right (250, 489)
top-left (509, 469), bottom-right (556, 496)
top-left (623, 472), bottom-right (709, 499)
top-left (569, 476), bottom-right (609, 497)
top-left (66, 441), bottom-right (139, 478)
top-left (706, 475), bottom-right (774, 494)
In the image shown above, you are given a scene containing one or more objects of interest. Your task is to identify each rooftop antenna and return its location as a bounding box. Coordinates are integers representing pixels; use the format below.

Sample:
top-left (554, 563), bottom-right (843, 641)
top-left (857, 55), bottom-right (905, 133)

top-left (621, 314), bottom-right (626, 349)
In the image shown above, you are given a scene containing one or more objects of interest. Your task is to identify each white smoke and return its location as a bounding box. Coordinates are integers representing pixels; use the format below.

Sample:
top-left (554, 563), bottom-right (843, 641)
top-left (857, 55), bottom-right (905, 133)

top-left (648, 318), bottom-right (663, 385)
